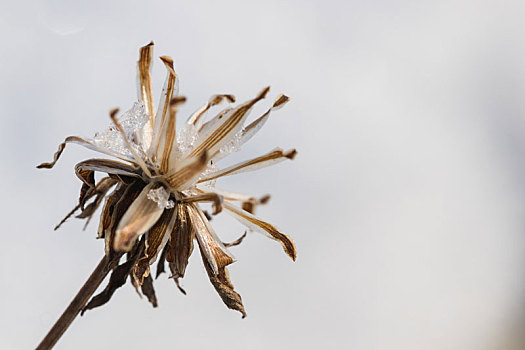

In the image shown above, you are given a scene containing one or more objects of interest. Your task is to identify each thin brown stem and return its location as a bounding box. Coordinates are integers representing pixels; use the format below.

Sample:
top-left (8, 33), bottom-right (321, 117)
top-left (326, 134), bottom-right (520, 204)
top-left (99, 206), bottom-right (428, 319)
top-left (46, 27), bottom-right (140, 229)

top-left (36, 255), bottom-right (112, 350)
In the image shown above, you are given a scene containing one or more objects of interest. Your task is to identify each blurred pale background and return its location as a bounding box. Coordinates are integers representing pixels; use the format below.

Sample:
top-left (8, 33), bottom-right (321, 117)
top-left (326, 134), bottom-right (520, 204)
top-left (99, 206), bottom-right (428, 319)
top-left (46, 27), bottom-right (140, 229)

top-left (1, 0), bottom-right (525, 349)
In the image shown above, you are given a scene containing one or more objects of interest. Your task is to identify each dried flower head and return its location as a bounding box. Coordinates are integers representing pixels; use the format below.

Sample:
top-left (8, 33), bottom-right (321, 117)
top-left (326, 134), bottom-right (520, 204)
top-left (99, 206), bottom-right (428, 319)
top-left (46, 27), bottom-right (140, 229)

top-left (38, 42), bottom-right (297, 318)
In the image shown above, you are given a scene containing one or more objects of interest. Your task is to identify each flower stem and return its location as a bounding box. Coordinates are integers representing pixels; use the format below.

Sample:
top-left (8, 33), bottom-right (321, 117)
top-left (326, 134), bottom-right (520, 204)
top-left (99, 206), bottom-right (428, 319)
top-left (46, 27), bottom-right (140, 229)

top-left (36, 255), bottom-right (111, 350)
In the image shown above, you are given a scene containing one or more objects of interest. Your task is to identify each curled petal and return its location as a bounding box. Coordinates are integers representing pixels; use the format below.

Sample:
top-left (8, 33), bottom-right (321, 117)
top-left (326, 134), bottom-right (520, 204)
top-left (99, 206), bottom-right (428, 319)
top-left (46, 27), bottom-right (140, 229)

top-left (36, 136), bottom-right (136, 170)
top-left (186, 94), bottom-right (236, 127)
top-left (114, 182), bottom-right (166, 252)
top-left (182, 192), bottom-right (223, 215)
top-left (223, 202), bottom-right (296, 261)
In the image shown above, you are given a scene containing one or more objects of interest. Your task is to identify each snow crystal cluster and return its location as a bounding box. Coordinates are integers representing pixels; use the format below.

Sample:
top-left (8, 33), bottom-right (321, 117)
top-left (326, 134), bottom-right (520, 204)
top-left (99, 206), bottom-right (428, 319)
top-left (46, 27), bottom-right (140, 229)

top-left (147, 186), bottom-right (175, 209)
top-left (92, 102), bottom-right (148, 158)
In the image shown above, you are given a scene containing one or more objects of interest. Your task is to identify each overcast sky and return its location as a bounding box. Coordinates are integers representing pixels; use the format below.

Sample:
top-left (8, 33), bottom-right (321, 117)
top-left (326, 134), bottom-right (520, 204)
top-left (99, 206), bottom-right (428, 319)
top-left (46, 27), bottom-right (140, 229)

top-left (2, 1), bottom-right (525, 349)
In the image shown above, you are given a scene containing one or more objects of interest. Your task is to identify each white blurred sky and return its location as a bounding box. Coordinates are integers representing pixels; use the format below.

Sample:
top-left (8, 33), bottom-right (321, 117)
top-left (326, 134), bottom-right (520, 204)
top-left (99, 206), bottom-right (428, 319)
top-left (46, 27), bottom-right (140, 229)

top-left (2, 0), bottom-right (525, 349)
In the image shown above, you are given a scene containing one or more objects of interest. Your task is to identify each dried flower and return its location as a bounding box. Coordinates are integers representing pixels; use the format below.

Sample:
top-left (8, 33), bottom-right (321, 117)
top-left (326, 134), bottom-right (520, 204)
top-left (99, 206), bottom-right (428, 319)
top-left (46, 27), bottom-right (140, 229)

top-left (37, 42), bottom-right (297, 320)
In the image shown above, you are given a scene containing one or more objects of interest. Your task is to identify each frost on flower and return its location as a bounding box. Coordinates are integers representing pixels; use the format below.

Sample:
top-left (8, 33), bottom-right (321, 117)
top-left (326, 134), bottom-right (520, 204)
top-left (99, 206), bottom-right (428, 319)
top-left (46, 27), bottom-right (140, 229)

top-left (147, 186), bottom-right (175, 209)
top-left (92, 102), bottom-right (148, 158)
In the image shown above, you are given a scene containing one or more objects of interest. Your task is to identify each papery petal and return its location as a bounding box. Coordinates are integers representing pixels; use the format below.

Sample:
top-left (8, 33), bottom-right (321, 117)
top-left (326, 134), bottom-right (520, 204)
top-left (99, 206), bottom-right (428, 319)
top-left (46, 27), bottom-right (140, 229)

top-left (114, 182), bottom-right (167, 252)
top-left (223, 202), bottom-right (296, 261)
top-left (149, 56), bottom-right (178, 162)
top-left (133, 207), bottom-right (176, 285)
top-left (212, 94), bottom-right (290, 162)
top-left (166, 203), bottom-right (195, 290)
top-left (187, 87), bottom-right (270, 159)
top-left (104, 181), bottom-right (145, 257)
top-left (165, 150), bottom-right (209, 190)
top-left (199, 247), bottom-right (246, 318)
top-left (188, 204), bottom-right (235, 275)
top-left (137, 41), bottom-right (155, 125)
top-left (36, 136), bottom-right (136, 170)
top-left (198, 148), bottom-right (296, 183)
top-left (186, 94), bottom-right (235, 127)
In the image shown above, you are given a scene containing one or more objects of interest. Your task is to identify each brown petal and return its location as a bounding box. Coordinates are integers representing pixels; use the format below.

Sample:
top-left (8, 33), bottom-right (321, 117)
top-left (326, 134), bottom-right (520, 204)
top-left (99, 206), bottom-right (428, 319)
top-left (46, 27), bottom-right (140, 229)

top-left (150, 56), bottom-right (178, 164)
top-left (140, 274), bottom-right (158, 307)
top-left (37, 136), bottom-right (137, 170)
top-left (182, 192), bottom-right (223, 215)
top-left (137, 41), bottom-right (155, 123)
top-left (188, 87), bottom-right (270, 159)
top-left (166, 203), bottom-right (195, 287)
top-left (133, 207), bottom-right (176, 285)
top-left (224, 202), bottom-right (297, 261)
top-left (165, 150), bottom-right (209, 190)
top-left (114, 182), bottom-right (167, 252)
top-left (104, 180), bottom-right (145, 257)
top-left (223, 231), bottom-right (247, 247)
top-left (199, 247), bottom-right (246, 318)
top-left (238, 94), bottom-right (290, 147)
top-left (155, 243), bottom-right (169, 279)
top-left (188, 204), bottom-right (235, 275)
top-left (198, 148), bottom-right (296, 183)
top-left (186, 94), bottom-right (236, 126)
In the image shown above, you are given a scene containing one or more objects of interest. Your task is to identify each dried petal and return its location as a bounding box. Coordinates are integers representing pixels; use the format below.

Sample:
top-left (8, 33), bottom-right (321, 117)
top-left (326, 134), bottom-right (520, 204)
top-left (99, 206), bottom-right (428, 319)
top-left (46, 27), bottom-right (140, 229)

top-left (224, 202), bottom-right (296, 261)
top-left (140, 274), bottom-right (158, 307)
top-left (137, 41), bottom-right (155, 123)
top-left (188, 204), bottom-right (235, 275)
top-left (182, 192), bottom-right (223, 215)
top-left (165, 150), bottom-right (209, 190)
top-left (133, 207), bottom-right (176, 285)
top-left (114, 182), bottom-right (167, 252)
top-left (199, 248), bottom-right (246, 318)
top-left (186, 94), bottom-right (236, 127)
top-left (187, 87), bottom-right (270, 159)
top-left (150, 56), bottom-right (178, 163)
top-left (166, 203), bottom-right (195, 285)
top-left (223, 231), bottom-right (247, 247)
top-left (198, 148), bottom-right (296, 183)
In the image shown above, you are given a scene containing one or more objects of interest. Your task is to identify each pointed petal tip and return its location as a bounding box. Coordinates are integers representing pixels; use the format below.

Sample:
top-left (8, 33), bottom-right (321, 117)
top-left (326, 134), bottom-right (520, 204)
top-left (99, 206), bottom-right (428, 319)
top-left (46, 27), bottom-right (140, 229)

top-left (285, 149), bottom-right (297, 160)
top-left (273, 94), bottom-right (290, 109)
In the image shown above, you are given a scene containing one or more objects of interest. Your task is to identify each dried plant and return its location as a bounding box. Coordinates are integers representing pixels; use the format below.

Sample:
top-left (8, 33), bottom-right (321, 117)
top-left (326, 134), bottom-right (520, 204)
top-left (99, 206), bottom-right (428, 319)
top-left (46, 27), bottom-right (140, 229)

top-left (35, 42), bottom-right (296, 349)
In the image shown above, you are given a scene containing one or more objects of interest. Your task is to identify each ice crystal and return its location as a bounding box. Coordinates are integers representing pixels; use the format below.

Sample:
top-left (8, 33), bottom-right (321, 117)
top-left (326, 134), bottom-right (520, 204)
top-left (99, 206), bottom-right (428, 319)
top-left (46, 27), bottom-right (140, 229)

top-left (147, 186), bottom-right (175, 209)
top-left (177, 123), bottom-right (198, 157)
top-left (93, 102), bottom-right (148, 157)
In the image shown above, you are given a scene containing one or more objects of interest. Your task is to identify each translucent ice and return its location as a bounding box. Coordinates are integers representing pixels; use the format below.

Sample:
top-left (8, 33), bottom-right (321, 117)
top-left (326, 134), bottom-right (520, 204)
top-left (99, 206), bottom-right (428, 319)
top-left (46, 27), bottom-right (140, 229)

top-left (92, 102), bottom-right (148, 158)
top-left (147, 186), bottom-right (175, 209)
